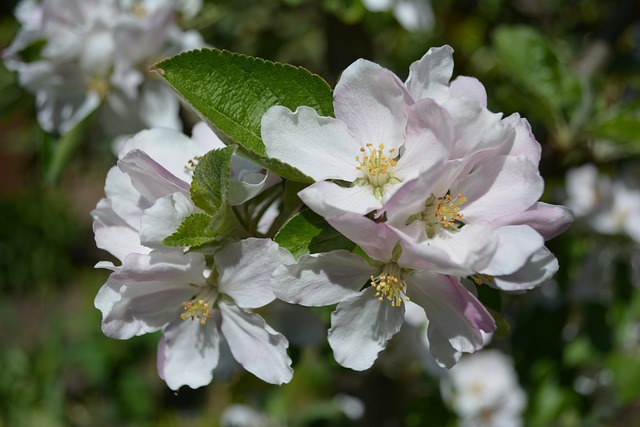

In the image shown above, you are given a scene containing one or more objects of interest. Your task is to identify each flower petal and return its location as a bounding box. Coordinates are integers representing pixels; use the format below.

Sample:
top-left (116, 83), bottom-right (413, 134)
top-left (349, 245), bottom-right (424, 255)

top-left (406, 272), bottom-right (495, 353)
top-left (327, 287), bottom-right (405, 370)
top-left (219, 300), bottom-right (293, 384)
top-left (454, 155), bottom-right (544, 222)
top-left (479, 225), bottom-right (545, 277)
top-left (491, 202), bottom-right (574, 241)
top-left (261, 105), bottom-right (360, 181)
top-left (140, 192), bottom-right (195, 248)
top-left (216, 238), bottom-right (279, 309)
top-left (491, 246), bottom-right (559, 291)
top-left (333, 59), bottom-right (407, 150)
top-left (405, 45), bottom-right (454, 103)
top-left (449, 76), bottom-right (487, 107)
top-left (157, 318), bottom-right (220, 390)
top-left (299, 181), bottom-right (383, 217)
top-left (272, 249), bottom-right (375, 306)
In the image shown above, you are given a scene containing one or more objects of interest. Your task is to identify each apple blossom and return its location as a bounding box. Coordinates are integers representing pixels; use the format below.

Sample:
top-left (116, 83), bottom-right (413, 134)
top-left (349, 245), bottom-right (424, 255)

top-left (92, 124), bottom-right (289, 389)
top-left (3, 0), bottom-right (205, 135)
top-left (272, 219), bottom-right (496, 370)
top-left (261, 57), bottom-right (449, 216)
top-left (441, 349), bottom-right (527, 427)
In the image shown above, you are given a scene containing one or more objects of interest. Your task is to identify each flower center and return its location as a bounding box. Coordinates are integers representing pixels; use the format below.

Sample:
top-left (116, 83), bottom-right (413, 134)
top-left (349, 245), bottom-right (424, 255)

top-left (406, 192), bottom-right (467, 238)
top-left (355, 143), bottom-right (400, 199)
top-left (370, 263), bottom-right (409, 307)
top-left (180, 285), bottom-right (217, 325)
top-left (86, 78), bottom-right (109, 100)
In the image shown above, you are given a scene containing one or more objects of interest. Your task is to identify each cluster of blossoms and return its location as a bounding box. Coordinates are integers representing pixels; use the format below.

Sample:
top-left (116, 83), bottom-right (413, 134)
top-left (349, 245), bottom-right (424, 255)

top-left (3, 0), bottom-right (204, 136)
top-left (441, 349), bottom-right (526, 427)
top-left (92, 45), bottom-right (572, 390)
top-left (566, 163), bottom-right (640, 243)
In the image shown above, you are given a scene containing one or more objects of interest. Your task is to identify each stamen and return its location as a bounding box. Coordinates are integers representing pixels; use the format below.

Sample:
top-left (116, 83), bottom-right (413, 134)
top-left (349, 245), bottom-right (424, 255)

top-left (470, 274), bottom-right (493, 286)
top-left (181, 299), bottom-right (213, 325)
top-left (354, 143), bottom-right (399, 191)
top-left (406, 192), bottom-right (467, 238)
top-left (185, 155), bottom-right (203, 172)
top-left (370, 263), bottom-right (409, 307)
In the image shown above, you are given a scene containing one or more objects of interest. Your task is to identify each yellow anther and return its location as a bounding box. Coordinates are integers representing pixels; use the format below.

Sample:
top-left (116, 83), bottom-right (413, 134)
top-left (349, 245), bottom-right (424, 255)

top-left (370, 263), bottom-right (408, 307)
top-left (354, 142), bottom-right (399, 192)
top-left (181, 299), bottom-right (213, 325)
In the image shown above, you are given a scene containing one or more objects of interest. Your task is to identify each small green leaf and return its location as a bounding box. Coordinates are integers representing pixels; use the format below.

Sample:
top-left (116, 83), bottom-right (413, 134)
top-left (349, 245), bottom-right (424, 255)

top-left (493, 25), bottom-right (579, 112)
top-left (191, 145), bottom-right (236, 215)
top-left (163, 212), bottom-right (214, 247)
top-left (274, 209), bottom-right (356, 259)
top-left (154, 48), bottom-right (334, 182)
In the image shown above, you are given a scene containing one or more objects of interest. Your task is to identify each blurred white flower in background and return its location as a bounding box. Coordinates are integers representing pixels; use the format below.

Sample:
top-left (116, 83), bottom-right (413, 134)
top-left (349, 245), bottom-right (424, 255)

top-left (441, 349), bottom-right (526, 427)
top-left (3, 0), bottom-right (205, 136)
top-left (566, 163), bottom-right (640, 243)
top-left (362, 0), bottom-right (435, 32)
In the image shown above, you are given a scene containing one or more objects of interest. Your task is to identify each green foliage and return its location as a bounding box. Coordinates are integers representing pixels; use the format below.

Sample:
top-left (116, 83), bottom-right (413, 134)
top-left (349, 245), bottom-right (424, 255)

top-left (274, 209), bottom-right (356, 259)
top-left (493, 25), bottom-right (580, 119)
top-left (154, 48), bottom-right (334, 182)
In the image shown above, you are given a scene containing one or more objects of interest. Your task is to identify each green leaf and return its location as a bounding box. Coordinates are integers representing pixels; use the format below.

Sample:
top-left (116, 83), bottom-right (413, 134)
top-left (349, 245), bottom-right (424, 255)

top-left (493, 25), bottom-right (579, 113)
top-left (191, 145), bottom-right (236, 215)
top-left (154, 48), bottom-right (334, 182)
top-left (589, 106), bottom-right (640, 145)
top-left (163, 212), bottom-right (215, 247)
top-left (274, 209), bottom-right (356, 259)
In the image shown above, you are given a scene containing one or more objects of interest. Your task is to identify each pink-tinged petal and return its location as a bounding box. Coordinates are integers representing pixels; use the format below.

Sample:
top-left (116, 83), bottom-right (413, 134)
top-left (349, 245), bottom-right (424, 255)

top-left (326, 213), bottom-right (400, 262)
top-left (449, 76), bottom-right (487, 107)
top-left (299, 181), bottom-right (382, 217)
top-left (157, 318), bottom-right (220, 390)
top-left (490, 246), bottom-right (558, 291)
top-left (111, 250), bottom-right (207, 287)
top-left (442, 98), bottom-right (510, 162)
top-left (118, 149), bottom-right (190, 200)
top-left (97, 251), bottom-right (206, 339)
top-left (491, 202), bottom-right (574, 240)
top-left (261, 105), bottom-right (359, 181)
top-left (216, 238), bottom-right (279, 309)
top-left (104, 166), bottom-right (144, 230)
top-left (95, 274), bottom-right (192, 339)
top-left (405, 45), bottom-right (454, 103)
top-left (406, 272), bottom-right (495, 353)
top-left (327, 287), bottom-right (405, 370)
top-left (396, 99), bottom-right (452, 178)
top-left (502, 113), bottom-right (542, 166)
top-left (454, 156), bottom-right (544, 222)
top-left (399, 223), bottom-right (499, 275)
top-left (140, 192), bottom-right (195, 248)
top-left (272, 249), bottom-right (375, 306)
top-left (480, 225), bottom-right (545, 276)
top-left (120, 127), bottom-right (209, 184)
top-left (333, 59), bottom-right (407, 150)
top-left (218, 300), bottom-right (293, 385)
top-left (427, 326), bottom-right (462, 368)
top-left (379, 163), bottom-right (453, 223)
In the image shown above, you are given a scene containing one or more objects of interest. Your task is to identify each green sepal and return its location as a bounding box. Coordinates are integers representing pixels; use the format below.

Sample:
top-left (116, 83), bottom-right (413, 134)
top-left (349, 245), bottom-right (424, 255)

top-left (163, 212), bottom-right (216, 247)
top-left (274, 209), bottom-right (356, 260)
top-left (153, 48), bottom-right (334, 182)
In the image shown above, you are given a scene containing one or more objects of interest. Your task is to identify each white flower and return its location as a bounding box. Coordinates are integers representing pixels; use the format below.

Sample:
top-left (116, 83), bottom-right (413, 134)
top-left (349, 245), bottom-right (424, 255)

top-left (3, 0), bottom-right (205, 135)
top-left (362, 0), bottom-right (435, 32)
top-left (272, 220), bottom-right (496, 370)
top-left (441, 349), bottom-right (527, 427)
top-left (92, 124), bottom-right (289, 389)
top-left (566, 163), bottom-right (640, 243)
top-left (261, 57), bottom-right (448, 216)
